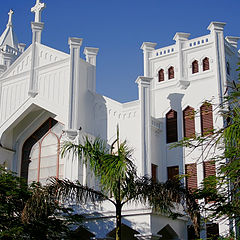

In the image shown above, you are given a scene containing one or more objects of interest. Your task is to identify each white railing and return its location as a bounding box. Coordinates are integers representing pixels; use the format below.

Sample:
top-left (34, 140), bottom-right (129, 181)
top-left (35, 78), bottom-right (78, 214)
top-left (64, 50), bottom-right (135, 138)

top-left (186, 34), bottom-right (211, 49)
top-left (153, 44), bottom-right (176, 58)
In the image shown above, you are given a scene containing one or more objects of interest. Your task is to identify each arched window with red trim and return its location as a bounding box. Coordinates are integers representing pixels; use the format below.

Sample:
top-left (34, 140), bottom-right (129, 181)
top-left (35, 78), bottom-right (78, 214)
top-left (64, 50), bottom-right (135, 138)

top-left (203, 57), bottom-right (210, 71)
top-left (158, 69), bottom-right (164, 82)
top-left (192, 60), bottom-right (199, 74)
top-left (166, 109), bottom-right (178, 143)
top-left (183, 106), bottom-right (195, 138)
top-left (168, 66), bottom-right (174, 79)
top-left (21, 118), bottom-right (64, 185)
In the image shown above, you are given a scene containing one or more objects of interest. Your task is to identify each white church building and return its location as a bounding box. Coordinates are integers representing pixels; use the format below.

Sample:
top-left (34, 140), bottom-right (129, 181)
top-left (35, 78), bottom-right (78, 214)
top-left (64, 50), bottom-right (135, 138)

top-left (0, 1), bottom-right (239, 239)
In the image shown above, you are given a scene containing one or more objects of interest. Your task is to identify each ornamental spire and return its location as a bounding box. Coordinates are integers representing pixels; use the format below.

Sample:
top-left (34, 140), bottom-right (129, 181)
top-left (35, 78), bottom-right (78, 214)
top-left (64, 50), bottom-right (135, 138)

top-left (31, 0), bottom-right (46, 23)
top-left (7, 9), bottom-right (14, 27)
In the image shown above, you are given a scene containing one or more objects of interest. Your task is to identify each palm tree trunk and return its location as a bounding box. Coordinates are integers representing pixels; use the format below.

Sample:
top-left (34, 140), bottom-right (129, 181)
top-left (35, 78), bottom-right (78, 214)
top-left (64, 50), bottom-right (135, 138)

top-left (115, 200), bottom-right (122, 240)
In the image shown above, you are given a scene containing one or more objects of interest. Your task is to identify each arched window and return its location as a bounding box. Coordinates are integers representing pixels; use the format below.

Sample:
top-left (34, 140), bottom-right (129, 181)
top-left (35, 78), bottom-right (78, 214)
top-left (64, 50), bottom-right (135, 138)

top-left (166, 109), bottom-right (178, 143)
top-left (192, 60), bottom-right (199, 74)
top-left (158, 69), bottom-right (164, 82)
top-left (226, 62), bottom-right (230, 75)
top-left (183, 106), bottom-right (195, 138)
top-left (21, 118), bottom-right (64, 185)
top-left (203, 57), bottom-right (210, 71)
top-left (168, 66), bottom-right (174, 79)
top-left (200, 102), bottom-right (213, 136)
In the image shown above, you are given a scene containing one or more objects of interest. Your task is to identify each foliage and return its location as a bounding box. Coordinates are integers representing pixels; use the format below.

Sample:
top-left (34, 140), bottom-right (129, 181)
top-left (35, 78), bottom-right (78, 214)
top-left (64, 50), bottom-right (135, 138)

top-left (0, 166), bottom-right (84, 240)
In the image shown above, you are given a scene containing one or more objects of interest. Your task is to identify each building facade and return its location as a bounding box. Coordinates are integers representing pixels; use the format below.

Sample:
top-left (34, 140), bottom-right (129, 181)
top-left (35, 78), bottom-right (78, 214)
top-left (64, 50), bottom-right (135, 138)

top-left (0, 1), bottom-right (239, 239)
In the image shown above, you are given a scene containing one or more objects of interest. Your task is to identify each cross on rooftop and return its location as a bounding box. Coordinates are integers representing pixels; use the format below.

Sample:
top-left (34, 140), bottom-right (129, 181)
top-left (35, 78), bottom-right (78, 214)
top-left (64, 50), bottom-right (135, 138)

top-left (7, 9), bottom-right (14, 26)
top-left (31, 0), bottom-right (46, 23)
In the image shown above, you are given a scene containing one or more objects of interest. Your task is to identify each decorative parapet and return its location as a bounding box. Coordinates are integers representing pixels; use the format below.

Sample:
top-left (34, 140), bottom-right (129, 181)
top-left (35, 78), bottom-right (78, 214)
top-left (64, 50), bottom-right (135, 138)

top-left (186, 34), bottom-right (211, 49)
top-left (151, 44), bottom-right (176, 58)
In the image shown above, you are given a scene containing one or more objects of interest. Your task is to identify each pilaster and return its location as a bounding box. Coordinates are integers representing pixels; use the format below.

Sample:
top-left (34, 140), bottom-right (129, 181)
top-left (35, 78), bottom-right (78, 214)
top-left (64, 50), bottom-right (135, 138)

top-left (28, 22), bottom-right (44, 97)
top-left (141, 42), bottom-right (157, 77)
top-left (18, 43), bottom-right (26, 53)
top-left (84, 47), bottom-right (99, 66)
top-left (84, 47), bottom-right (99, 92)
top-left (208, 22), bottom-right (226, 103)
top-left (67, 37), bottom-right (83, 135)
top-left (31, 22), bottom-right (44, 44)
top-left (173, 32), bottom-right (191, 89)
top-left (136, 76), bottom-right (153, 176)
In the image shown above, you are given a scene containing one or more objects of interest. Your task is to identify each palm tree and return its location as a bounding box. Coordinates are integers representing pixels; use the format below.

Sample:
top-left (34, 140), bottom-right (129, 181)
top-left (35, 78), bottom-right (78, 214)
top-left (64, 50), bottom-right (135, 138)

top-left (52, 128), bottom-right (199, 240)
top-left (24, 129), bottom-right (199, 240)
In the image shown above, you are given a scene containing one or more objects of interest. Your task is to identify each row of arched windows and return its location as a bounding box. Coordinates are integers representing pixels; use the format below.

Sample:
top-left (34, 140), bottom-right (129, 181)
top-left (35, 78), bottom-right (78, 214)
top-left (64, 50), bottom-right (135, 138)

top-left (158, 66), bottom-right (174, 82)
top-left (166, 102), bottom-right (213, 143)
top-left (192, 57), bottom-right (210, 74)
top-left (158, 57), bottom-right (210, 82)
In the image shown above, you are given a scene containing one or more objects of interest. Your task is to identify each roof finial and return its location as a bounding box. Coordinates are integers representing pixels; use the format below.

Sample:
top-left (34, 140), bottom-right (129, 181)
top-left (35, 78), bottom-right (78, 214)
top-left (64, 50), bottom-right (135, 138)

top-left (7, 9), bottom-right (14, 27)
top-left (31, 0), bottom-right (46, 23)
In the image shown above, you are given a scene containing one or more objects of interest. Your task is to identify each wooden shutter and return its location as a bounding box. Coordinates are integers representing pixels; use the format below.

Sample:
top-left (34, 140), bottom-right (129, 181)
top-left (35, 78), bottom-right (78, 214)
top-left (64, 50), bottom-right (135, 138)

top-left (203, 57), bottom-right (210, 71)
top-left (206, 223), bottom-right (219, 239)
top-left (167, 166), bottom-right (179, 181)
top-left (183, 106), bottom-right (195, 138)
top-left (168, 66), bottom-right (174, 79)
top-left (192, 60), bottom-right (199, 74)
top-left (185, 163), bottom-right (197, 191)
top-left (166, 110), bottom-right (178, 143)
top-left (151, 164), bottom-right (158, 182)
top-left (200, 102), bottom-right (213, 136)
top-left (203, 161), bottom-right (216, 178)
top-left (158, 69), bottom-right (164, 82)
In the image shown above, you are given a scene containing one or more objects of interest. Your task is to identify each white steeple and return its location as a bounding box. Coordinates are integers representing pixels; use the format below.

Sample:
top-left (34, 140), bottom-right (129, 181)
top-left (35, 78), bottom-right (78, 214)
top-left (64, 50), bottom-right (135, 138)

top-left (0, 9), bottom-right (19, 49)
top-left (0, 9), bottom-right (25, 73)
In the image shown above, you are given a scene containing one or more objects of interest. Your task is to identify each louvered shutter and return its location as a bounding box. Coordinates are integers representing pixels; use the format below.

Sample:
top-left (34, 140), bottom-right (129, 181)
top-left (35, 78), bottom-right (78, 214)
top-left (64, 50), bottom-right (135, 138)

top-left (168, 66), bottom-right (174, 79)
top-left (200, 102), bottom-right (213, 136)
top-left (158, 69), bottom-right (164, 82)
top-left (185, 163), bottom-right (197, 191)
top-left (203, 161), bottom-right (216, 178)
top-left (203, 57), bottom-right (210, 71)
top-left (166, 110), bottom-right (178, 143)
top-left (192, 60), bottom-right (199, 74)
top-left (183, 106), bottom-right (195, 138)
top-left (151, 164), bottom-right (158, 182)
top-left (167, 166), bottom-right (179, 181)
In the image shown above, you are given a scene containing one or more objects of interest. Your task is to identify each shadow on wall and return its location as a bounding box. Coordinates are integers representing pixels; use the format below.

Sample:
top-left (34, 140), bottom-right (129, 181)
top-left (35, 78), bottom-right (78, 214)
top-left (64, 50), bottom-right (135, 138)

top-left (158, 224), bottom-right (180, 240)
top-left (93, 94), bottom-right (107, 140)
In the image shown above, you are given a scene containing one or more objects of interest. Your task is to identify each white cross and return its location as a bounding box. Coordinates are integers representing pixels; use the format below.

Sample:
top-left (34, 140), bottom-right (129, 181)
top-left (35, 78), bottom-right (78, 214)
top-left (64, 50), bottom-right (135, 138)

top-left (7, 9), bottom-right (14, 26)
top-left (31, 0), bottom-right (46, 23)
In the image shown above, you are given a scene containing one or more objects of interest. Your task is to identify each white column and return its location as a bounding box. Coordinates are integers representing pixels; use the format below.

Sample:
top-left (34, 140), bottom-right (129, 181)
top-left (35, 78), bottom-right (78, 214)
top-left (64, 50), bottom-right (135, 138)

top-left (28, 22), bottom-right (44, 97)
top-left (136, 76), bottom-right (153, 176)
top-left (141, 42), bottom-right (157, 77)
top-left (84, 47), bottom-right (99, 66)
top-left (84, 47), bottom-right (99, 92)
top-left (173, 32), bottom-right (190, 89)
top-left (67, 37), bottom-right (83, 132)
top-left (18, 43), bottom-right (26, 53)
top-left (207, 22), bottom-right (226, 102)
top-left (31, 22), bottom-right (44, 44)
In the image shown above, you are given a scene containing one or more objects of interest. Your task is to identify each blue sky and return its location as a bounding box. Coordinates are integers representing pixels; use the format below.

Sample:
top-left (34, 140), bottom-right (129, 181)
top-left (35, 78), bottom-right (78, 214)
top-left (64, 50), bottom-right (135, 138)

top-left (0, 0), bottom-right (239, 103)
